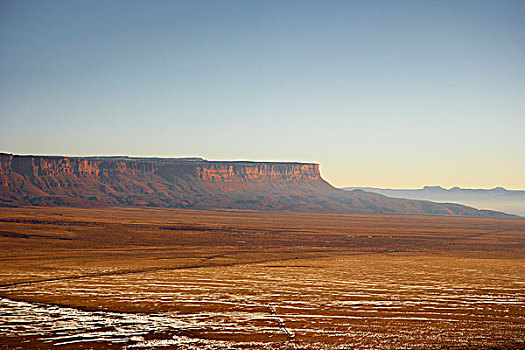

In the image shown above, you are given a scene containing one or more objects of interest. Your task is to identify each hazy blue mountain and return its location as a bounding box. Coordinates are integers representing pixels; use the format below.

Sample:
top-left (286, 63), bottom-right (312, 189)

top-left (343, 186), bottom-right (525, 217)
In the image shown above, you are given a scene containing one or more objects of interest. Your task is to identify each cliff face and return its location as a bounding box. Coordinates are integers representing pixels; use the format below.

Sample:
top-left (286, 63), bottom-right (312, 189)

top-left (0, 154), bottom-right (320, 183)
top-left (194, 163), bottom-right (320, 182)
top-left (1, 154), bottom-right (102, 177)
top-left (0, 153), bottom-right (514, 218)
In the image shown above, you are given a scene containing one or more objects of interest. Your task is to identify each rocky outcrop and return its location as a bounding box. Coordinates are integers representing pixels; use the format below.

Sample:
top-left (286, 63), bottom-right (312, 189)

top-left (0, 153), bottom-right (515, 218)
top-left (1, 155), bottom-right (102, 177)
top-left (195, 163), bottom-right (320, 182)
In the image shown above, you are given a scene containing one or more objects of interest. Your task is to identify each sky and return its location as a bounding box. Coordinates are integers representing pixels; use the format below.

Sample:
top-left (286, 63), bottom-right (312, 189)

top-left (1, 0), bottom-right (524, 189)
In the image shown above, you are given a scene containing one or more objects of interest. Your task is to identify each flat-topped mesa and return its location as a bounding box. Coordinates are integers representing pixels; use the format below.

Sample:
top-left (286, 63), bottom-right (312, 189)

top-left (0, 153), bottom-right (515, 217)
top-left (0, 153), bottom-right (321, 183)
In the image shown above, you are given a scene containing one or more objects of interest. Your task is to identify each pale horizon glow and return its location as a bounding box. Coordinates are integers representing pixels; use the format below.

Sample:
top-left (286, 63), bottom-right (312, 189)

top-left (1, 1), bottom-right (524, 190)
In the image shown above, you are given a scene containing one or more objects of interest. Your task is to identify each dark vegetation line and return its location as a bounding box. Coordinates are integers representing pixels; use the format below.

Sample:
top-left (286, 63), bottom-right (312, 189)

top-left (0, 217), bottom-right (317, 236)
top-left (0, 250), bottom-right (389, 289)
top-left (0, 253), bottom-right (305, 288)
top-left (448, 230), bottom-right (513, 241)
top-left (0, 230), bottom-right (73, 240)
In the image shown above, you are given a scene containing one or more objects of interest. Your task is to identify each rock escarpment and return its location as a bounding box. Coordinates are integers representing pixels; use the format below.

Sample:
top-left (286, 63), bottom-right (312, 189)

top-left (0, 153), bottom-right (514, 218)
top-left (0, 153), bottom-right (329, 209)
top-left (0, 154), bottom-right (320, 182)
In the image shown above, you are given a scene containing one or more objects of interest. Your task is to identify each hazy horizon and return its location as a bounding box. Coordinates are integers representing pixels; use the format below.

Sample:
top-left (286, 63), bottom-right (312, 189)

top-left (345, 184), bottom-right (524, 190)
top-left (1, 0), bottom-right (524, 190)
top-left (344, 185), bottom-right (525, 216)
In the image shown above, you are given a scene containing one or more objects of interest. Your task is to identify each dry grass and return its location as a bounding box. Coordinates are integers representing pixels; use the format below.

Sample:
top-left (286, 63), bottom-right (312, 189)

top-left (0, 207), bottom-right (523, 349)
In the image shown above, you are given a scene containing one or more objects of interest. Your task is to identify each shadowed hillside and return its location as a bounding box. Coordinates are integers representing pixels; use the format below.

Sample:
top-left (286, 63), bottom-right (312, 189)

top-left (344, 186), bottom-right (525, 217)
top-left (0, 153), bottom-right (515, 218)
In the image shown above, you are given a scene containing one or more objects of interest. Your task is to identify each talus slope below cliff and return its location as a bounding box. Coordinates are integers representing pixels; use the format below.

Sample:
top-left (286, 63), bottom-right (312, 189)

top-left (0, 153), bottom-right (514, 218)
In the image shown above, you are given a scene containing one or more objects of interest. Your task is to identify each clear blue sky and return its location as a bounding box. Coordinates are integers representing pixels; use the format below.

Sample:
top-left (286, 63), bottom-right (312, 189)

top-left (1, 0), bottom-right (524, 189)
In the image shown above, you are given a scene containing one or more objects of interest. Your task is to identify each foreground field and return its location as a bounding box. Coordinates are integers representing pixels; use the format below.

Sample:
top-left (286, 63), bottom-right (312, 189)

top-left (0, 207), bottom-right (524, 349)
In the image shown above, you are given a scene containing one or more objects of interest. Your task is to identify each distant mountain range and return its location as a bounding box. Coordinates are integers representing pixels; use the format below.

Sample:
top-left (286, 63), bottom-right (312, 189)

top-left (0, 153), bottom-right (517, 218)
top-left (343, 186), bottom-right (525, 217)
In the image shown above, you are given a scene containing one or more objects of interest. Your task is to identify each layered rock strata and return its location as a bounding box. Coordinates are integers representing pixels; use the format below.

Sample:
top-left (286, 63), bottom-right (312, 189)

top-left (0, 154), bottom-right (320, 182)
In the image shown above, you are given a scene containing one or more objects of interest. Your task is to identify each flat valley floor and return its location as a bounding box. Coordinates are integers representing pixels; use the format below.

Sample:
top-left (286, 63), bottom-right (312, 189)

top-left (0, 207), bottom-right (523, 349)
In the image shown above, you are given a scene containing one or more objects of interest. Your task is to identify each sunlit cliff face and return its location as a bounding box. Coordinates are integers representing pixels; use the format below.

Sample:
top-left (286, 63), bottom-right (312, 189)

top-left (0, 154), bottom-right (320, 183)
top-left (195, 164), bottom-right (320, 182)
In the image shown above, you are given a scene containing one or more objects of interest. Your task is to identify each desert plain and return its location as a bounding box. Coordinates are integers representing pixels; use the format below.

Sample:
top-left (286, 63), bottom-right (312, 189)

top-left (0, 206), bottom-right (523, 349)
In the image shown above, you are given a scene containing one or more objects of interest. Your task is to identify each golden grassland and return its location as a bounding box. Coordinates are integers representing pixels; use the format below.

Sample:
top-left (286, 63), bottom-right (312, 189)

top-left (0, 207), bottom-right (524, 349)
